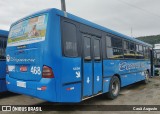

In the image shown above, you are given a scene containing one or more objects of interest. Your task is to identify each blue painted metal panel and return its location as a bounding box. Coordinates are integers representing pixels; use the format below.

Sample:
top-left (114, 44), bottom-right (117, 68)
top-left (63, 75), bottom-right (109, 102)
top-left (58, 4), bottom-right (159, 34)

top-left (60, 57), bottom-right (82, 102)
top-left (0, 79), bottom-right (7, 92)
top-left (61, 83), bottom-right (81, 102)
top-left (0, 61), bottom-right (6, 79)
top-left (132, 73), bottom-right (137, 83)
top-left (137, 72), bottom-right (145, 82)
top-left (7, 48), bottom-right (43, 81)
top-left (103, 60), bottom-right (119, 76)
top-left (121, 74), bottom-right (134, 87)
top-left (0, 30), bottom-right (8, 92)
top-left (104, 60), bottom-right (150, 76)
top-left (103, 78), bottom-right (111, 93)
top-left (6, 75), bottom-right (57, 101)
top-left (61, 57), bottom-right (81, 84)
top-left (83, 62), bottom-right (93, 97)
top-left (103, 59), bottom-right (150, 87)
top-left (93, 62), bottom-right (102, 94)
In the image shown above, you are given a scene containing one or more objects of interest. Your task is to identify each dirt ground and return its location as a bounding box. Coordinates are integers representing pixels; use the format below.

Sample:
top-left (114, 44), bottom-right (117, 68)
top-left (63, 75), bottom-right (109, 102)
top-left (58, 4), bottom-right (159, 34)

top-left (0, 76), bottom-right (160, 114)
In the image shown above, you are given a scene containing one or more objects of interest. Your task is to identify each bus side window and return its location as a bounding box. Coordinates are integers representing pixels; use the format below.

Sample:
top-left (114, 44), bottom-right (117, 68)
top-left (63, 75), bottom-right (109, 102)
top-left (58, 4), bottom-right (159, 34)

top-left (62, 22), bottom-right (78, 57)
top-left (139, 45), bottom-right (144, 59)
top-left (106, 36), bottom-right (112, 58)
top-left (123, 41), bottom-right (136, 59)
top-left (124, 41), bottom-right (129, 58)
top-left (136, 45), bottom-right (144, 59)
top-left (146, 47), bottom-right (151, 59)
top-left (144, 46), bottom-right (149, 59)
top-left (111, 37), bottom-right (122, 48)
top-left (0, 37), bottom-right (6, 60)
top-left (106, 36), bottom-right (111, 47)
top-left (129, 42), bottom-right (135, 54)
top-left (3, 38), bottom-right (7, 59)
top-left (106, 36), bottom-right (123, 59)
top-left (84, 37), bottom-right (91, 60)
top-left (94, 39), bottom-right (101, 60)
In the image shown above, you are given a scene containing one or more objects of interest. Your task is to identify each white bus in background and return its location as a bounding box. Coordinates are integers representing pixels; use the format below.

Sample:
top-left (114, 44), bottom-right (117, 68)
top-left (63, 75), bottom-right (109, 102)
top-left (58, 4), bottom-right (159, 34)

top-left (155, 44), bottom-right (160, 50)
top-left (154, 44), bottom-right (160, 76)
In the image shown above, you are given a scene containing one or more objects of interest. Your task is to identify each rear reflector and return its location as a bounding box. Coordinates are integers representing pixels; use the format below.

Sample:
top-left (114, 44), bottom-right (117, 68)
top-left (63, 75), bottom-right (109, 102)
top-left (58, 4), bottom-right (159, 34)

top-left (66, 87), bottom-right (75, 91)
top-left (42, 66), bottom-right (54, 78)
top-left (37, 86), bottom-right (47, 91)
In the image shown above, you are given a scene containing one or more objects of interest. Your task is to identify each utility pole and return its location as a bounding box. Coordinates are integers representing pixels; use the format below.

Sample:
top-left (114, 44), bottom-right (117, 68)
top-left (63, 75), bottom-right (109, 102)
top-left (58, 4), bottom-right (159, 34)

top-left (61, 0), bottom-right (66, 12)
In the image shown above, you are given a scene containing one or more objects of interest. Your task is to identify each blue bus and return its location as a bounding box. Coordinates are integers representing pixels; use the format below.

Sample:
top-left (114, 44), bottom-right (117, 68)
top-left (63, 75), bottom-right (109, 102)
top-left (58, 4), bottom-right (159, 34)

top-left (0, 30), bottom-right (8, 92)
top-left (6, 8), bottom-right (152, 102)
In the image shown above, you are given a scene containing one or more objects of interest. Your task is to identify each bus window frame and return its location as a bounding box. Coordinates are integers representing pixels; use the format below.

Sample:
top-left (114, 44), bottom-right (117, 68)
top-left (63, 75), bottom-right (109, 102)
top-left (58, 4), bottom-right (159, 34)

top-left (123, 40), bottom-right (136, 59)
top-left (105, 34), bottom-right (124, 59)
top-left (105, 33), bottom-right (150, 60)
top-left (0, 36), bottom-right (7, 61)
top-left (93, 37), bottom-right (102, 61)
top-left (61, 20), bottom-right (79, 58)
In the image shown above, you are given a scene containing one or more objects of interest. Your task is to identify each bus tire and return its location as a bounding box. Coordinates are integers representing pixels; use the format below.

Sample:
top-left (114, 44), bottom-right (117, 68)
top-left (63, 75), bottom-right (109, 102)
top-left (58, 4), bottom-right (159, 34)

top-left (142, 71), bottom-right (149, 84)
top-left (107, 76), bottom-right (120, 100)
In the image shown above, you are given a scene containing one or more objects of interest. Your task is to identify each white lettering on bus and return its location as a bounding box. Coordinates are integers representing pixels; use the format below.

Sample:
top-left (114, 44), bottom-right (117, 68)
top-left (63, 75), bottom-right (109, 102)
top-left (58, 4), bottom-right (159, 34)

top-left (119, 62), bottom-right (145, 71)
top-left (8, 57), bottom-right (35, 63)
top-left (31, 66), bottom-right (41, 75)
top-left (73, 67), bottom-right (80, 71)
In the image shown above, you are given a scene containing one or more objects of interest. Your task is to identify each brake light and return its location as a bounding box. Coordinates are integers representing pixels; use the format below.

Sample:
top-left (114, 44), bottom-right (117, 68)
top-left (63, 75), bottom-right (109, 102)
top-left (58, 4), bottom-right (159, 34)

top-left (42, 66), bottom-right (54, 78)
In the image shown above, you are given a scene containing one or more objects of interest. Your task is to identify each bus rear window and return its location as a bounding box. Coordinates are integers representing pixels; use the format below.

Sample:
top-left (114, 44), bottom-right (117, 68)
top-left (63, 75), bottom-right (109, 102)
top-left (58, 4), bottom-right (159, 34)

top-left (0, 37), bottom-right (7, 60)
top-left (8, 14), bottom-right (48, 47)
top-left (62, 22), bottom-right (78, 57)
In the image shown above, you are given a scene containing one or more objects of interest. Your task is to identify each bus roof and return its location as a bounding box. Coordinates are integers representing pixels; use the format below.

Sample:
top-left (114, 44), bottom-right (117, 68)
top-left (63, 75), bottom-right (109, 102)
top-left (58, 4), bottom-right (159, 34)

top-left (0, 29), bottom-right (8, 37)
top-left (11, 8), bottom-right (152, 47)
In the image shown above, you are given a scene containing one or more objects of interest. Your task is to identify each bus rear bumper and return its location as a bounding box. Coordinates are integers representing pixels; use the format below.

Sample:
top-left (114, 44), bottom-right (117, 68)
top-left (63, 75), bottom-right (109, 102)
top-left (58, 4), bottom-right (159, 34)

top-left (6, 75), bottom-right (57, 102)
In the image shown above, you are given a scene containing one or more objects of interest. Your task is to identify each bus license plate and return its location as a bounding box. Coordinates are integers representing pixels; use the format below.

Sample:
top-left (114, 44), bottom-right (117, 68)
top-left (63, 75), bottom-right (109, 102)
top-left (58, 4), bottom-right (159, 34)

top-left (17, 81), bottom-right (26, 88)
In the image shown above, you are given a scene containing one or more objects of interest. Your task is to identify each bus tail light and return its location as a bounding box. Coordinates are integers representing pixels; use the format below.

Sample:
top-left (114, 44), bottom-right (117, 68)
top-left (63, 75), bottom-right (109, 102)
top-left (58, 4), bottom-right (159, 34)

top-left (42, 66), bottom-right (54, 78)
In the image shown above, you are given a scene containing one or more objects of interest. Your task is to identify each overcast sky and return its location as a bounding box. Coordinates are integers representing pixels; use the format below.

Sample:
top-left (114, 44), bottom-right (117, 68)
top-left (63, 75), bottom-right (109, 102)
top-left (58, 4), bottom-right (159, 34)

top-left (0, 0), bottom-right (160, 37)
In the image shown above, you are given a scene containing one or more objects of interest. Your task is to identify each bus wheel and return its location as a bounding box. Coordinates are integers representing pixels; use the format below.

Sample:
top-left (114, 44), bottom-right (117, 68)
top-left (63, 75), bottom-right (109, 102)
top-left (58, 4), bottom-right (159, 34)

top-left (143, 71), bottom-right (149, 84)
top-left (107, 76), bottom-right (120, 100)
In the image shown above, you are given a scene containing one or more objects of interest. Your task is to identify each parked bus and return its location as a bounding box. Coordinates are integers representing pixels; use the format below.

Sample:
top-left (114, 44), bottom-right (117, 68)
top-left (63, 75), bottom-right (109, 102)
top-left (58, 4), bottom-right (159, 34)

top-left (153, 49), bottom-right (160, 75)
top-left (0, 30), bottom-right (8, 92)
top-left (6, 8), bottom-right (152, 102)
